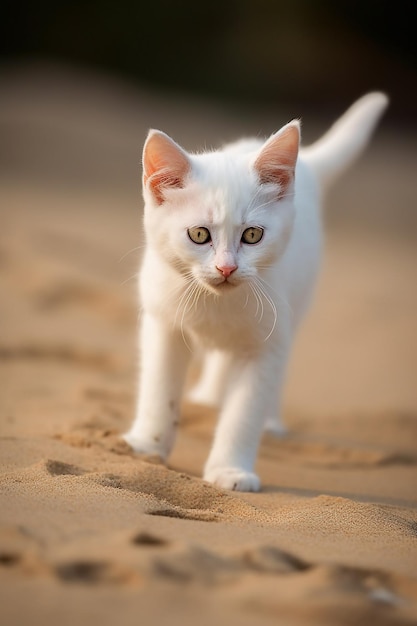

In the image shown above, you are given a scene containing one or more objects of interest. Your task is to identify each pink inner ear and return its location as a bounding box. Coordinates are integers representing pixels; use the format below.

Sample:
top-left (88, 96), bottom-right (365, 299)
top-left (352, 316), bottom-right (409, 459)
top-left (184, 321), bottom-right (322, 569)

top-left (143, 131), bottom-right (191, 204)
top-left (254, 123), bottom-right (300, 192)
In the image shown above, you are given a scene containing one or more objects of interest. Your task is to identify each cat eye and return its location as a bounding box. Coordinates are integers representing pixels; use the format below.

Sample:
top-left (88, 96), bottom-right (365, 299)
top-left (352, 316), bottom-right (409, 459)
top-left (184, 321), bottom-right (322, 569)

top-left (188, 226), bottom-right (211, 244)
top-left (241, 227), bottom-right (263, 244)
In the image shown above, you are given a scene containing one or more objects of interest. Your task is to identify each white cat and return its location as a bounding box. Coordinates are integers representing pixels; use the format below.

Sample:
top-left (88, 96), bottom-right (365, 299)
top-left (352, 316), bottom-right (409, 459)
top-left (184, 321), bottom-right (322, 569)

top-left (124, 93), bottom-right (388, 492)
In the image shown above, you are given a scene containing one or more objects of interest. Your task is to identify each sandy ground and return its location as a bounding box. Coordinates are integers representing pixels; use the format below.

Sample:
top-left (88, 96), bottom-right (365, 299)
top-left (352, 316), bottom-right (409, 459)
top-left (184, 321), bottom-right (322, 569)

top-left (1, 64), bottom-right (417, 625)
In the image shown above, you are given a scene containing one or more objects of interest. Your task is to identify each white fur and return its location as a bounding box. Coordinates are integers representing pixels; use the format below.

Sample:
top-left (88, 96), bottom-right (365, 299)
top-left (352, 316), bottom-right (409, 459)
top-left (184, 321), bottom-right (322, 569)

top-left (124, 92), bottom-right (388, 491)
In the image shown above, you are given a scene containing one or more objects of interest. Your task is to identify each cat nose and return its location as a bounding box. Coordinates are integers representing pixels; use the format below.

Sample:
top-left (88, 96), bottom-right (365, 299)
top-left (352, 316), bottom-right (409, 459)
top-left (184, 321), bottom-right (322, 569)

top-left (216, 264), bottom-right (237, 278)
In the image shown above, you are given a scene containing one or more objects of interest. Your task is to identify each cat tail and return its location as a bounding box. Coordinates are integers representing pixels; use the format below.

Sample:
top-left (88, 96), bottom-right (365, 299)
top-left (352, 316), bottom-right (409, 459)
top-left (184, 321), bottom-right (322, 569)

top-left (302, 92), bottom-right (389, 190)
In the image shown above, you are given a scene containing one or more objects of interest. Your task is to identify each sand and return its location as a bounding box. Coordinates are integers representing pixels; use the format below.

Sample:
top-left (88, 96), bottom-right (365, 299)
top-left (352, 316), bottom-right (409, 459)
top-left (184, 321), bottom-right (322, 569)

top-left (1, 64), bottom-right (417, 626)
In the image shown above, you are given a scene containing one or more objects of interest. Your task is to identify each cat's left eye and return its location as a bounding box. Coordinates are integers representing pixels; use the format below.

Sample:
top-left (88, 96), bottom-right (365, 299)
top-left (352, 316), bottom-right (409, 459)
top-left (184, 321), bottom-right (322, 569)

top-left (241, 227), bottom-right (263, 244)
top-left (188, 226), bottom-right (211, 244)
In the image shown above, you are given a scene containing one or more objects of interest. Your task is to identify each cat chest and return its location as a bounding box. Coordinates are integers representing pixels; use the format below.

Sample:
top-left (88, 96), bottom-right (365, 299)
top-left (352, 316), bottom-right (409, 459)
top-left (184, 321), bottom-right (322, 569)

top-left (141, 275), bottom-right (279, 351)
top-left (179, 295), bottom-right (277, 351)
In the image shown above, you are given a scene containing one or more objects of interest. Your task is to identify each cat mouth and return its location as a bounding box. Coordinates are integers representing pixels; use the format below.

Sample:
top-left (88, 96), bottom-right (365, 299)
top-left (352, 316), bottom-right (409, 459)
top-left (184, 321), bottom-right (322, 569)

top-left (208, 277), bottom-right (239, 292)
top-left (197, 274), bottom-right (241, 294)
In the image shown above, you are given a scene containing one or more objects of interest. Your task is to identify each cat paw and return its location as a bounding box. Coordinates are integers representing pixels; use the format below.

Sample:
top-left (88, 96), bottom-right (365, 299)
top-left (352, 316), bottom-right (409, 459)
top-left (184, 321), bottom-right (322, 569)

top-left (204, 467), bottom-right (261, 492)
top-left (122, 432), bottom-right (167, 462)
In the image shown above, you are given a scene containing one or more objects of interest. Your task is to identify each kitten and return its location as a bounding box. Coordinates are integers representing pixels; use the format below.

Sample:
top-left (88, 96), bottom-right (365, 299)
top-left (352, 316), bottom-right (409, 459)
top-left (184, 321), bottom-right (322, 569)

top-left (124, 93), bottom-right (388, 491)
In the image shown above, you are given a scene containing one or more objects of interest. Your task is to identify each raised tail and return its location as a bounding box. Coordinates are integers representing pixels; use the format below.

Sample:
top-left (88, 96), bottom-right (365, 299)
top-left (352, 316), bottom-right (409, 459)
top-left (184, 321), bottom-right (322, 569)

top-left (302, 92), bottom-right (389, 190)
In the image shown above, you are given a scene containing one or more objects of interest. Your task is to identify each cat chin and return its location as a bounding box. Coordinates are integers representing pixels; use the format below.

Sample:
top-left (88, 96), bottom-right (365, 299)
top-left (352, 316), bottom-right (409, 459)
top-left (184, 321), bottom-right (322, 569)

top-left (201, 279), bottom-right (240, 295)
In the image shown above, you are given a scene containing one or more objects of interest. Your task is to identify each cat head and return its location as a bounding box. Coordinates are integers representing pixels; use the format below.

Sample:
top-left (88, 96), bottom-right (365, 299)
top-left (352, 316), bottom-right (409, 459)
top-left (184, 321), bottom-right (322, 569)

top-left (141, 122), bottom-right (300, 294)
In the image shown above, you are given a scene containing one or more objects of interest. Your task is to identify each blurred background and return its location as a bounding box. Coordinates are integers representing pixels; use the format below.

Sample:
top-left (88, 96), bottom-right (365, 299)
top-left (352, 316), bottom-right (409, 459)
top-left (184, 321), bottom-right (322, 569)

top-left (1, 0), bottom-right (417, 229)
top-left (2, 0), bottom-right (417, 118)
top-left (1, 0), bottom-right (416, 417)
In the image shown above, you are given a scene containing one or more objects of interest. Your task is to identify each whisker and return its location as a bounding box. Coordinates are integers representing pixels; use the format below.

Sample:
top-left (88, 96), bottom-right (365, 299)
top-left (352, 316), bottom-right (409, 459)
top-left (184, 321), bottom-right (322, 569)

top-left (250, 277), bottom-right (278, 341)
top-left (174, 280), bottom-right (194, 328)
top-left (257, 275), bottom-right (293, 318)
top-left (252, 281), bottom-right (265, 321)
top-left (248, 282), bottom-right (261, 320)
top-left (254, 277), bottom-right (278, 341)
top-left (242, 290), bottom-right (250, 309)
top-left (179, 282), bottom-right (203, 352)
top-left (177, 287), bottom-right (193, 351)
top-left (164, 271), bottom-right (194, 304)
top-left (118, 244), bottom-right (145, 263)
top-left (136, 307), bottom-right (144, 324)
top-left (120, 272), bottom-right (139, 286)
top-left (189, 282), bottom-right (203, 313)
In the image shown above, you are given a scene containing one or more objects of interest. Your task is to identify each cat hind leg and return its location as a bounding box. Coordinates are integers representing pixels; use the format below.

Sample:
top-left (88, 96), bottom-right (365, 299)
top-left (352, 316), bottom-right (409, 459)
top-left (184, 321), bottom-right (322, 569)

top-left (263, 414), bottom-right (288, 436)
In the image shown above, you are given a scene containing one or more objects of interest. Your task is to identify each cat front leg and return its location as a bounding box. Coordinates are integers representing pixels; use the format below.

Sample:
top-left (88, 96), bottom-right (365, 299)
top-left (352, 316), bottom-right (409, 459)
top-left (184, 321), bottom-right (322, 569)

top-left (123, 312), bottom-right (190, 460)
top-left (203, 347), bottom-right (284, 491)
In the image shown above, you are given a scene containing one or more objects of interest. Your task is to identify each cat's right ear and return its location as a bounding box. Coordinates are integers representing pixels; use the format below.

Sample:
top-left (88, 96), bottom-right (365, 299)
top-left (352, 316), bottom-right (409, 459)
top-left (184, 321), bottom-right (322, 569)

top-left (142, 130), bottom-right (191, 205)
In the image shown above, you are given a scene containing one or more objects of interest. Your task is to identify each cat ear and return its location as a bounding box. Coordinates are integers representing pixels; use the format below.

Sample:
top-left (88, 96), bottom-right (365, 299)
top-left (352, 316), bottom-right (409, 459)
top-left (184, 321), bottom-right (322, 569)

top-left (254, 121), bottom-right (300, 194)
top-left (142, 130), bottom-right (191, 205)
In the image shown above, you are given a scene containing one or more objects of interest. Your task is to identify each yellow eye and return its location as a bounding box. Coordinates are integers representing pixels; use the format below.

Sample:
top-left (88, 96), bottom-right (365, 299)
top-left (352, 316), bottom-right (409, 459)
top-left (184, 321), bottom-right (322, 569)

top-left (241, 227), bottom-right (263, 244)
top-left (188, 227), bottom-right (211, 244)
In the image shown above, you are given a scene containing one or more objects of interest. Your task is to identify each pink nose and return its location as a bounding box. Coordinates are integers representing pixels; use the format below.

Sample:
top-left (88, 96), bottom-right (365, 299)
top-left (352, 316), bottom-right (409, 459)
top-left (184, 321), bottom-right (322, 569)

top-left (216, 264), bottom-right (237, 278)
